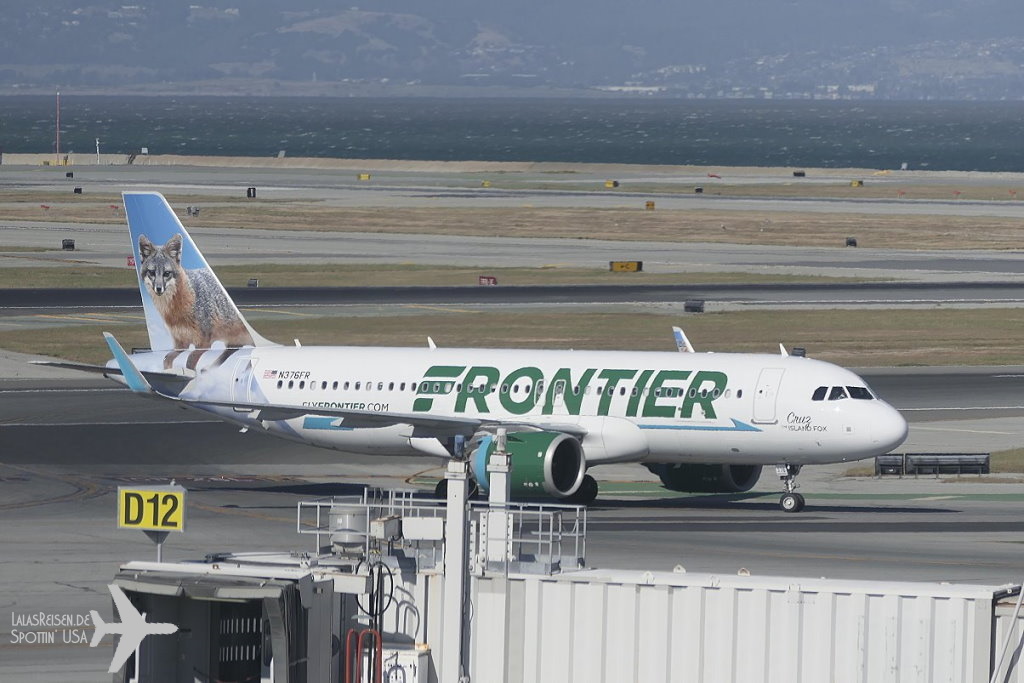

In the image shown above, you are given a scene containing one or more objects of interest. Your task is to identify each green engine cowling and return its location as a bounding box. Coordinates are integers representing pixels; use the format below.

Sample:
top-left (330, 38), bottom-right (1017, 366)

top-left (646, 463), bottom-right (762, 493)
top-left (470, 431), bottom-right (586, 499)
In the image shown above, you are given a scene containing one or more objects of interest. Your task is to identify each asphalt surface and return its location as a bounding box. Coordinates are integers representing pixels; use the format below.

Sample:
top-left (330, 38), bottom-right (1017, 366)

top-left (6, 162), bottom-right (1024, 679)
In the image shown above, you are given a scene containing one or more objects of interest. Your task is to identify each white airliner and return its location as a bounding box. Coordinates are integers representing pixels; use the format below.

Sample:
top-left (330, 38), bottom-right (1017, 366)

top-left (47, 192), bottom-right (908, 512)
top-left (90, 584), bottom-right (178, 673)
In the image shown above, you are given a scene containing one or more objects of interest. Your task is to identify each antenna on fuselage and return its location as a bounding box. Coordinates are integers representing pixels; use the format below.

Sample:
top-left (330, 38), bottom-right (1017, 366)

top-left (779, 343), bottom-right (789, 356)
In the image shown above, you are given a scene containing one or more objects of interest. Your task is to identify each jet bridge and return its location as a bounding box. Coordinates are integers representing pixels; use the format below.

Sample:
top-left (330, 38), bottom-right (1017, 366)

top-left (105, 458), bottom-right (1024, 683)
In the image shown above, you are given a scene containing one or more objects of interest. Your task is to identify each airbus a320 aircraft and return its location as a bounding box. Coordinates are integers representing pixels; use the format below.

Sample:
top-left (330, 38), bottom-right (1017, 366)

top-left (46, 192), bottom-right (908, 512)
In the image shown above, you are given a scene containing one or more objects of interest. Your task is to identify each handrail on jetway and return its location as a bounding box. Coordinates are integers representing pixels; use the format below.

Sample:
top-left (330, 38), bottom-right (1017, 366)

top-left (296, 488), bottom-right (587, 574)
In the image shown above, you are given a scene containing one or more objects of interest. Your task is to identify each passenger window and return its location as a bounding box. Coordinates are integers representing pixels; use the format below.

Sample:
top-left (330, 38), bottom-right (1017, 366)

top-left (288, 380), bottom-right (294, 389)
top-left (344, 381), bottom-right (350, 390)
top-left (321, 381), bottom-right (327, 390)
top-left (828, 386), bottom-right (848, 400)
top-left (737, 389), bottom-right (743, 399)
top-left (400, 382), bottom-right (406, 391)
top-left (411, 382), bottom-right (417, 392)
top-left (277, 380), bottom-right (283, 389)
top-left (299, 381), bottom-right (305, 389)
top-left (389, 382), bottom-right (395, 391)
top-left (355, 382), bottom-right (361, 390)
top-left (812, 386), bottom-right (828, 401)
top-left (332, 381), bottom-right (338, 390)
top-left (847, 386), bottom-right (874, 400)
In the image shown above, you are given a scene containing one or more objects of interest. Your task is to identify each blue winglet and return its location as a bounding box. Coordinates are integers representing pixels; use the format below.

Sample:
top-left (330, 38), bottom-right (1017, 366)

top-left (103, 332), bottom-right (152, 393)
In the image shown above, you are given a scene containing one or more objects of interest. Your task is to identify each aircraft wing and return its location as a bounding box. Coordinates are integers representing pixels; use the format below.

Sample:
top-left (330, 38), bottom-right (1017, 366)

top-left (30, 360), bottom-right (190, 384)
top-left (183, 396), bottom-right (486, 432)
top-left (175, 397), bottom-right (590, 438)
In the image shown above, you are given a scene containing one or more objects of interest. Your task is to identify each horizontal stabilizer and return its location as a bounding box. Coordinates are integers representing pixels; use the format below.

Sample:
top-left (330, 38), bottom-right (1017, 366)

top-left (103, 333), bottom-right (153, 393)
top-left (30, 360), bottom-right (191, 384)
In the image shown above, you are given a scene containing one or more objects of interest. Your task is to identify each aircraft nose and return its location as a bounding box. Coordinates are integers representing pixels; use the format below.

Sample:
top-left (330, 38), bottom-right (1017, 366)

top-left (874, 404), bottom-right (909, 452)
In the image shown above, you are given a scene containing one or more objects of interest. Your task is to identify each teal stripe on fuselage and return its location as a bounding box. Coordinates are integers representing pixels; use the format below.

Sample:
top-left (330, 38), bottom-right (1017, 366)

top-left (638, 419), bottom-right (762, 432)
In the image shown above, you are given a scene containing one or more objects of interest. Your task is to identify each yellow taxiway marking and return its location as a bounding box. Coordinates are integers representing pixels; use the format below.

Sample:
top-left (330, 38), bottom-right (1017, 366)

top-left (401, 304), bottom-right (478, 314)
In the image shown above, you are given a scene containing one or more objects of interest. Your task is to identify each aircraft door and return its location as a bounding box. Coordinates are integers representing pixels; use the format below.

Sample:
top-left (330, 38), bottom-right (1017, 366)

top-left (752, 368), bottom-right (785, 424)
top-left (550, 379), bottom-right (567, 413)
top-left (230, 356), bottom-right (256, 406)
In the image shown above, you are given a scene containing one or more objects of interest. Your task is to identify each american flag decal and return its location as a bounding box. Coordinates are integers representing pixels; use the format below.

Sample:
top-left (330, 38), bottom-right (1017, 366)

top-left (263, 369), bottom-right (277, 379)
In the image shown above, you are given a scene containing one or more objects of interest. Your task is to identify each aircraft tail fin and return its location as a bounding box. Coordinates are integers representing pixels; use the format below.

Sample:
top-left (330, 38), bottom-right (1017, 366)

top-left (89, 611), bottom-right (108, 648)
top-left (122, 192), bottom-right (274, 351)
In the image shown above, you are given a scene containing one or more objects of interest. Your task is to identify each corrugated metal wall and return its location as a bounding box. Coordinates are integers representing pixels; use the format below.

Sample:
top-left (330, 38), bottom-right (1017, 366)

top-left (462, 570), bottom-right (1009, 683)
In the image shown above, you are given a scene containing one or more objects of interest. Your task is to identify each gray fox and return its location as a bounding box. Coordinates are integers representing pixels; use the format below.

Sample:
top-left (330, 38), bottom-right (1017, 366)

top-left (138, 233), bottom-right (254, 349)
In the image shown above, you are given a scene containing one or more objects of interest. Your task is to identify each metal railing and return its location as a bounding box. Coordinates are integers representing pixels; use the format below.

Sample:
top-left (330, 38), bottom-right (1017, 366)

top-left (296, 488), bottom-right (586, 575)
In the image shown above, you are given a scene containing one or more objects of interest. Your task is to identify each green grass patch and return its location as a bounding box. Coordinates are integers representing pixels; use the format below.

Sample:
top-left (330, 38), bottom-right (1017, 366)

top-left (0, 262), bottom-right (870, 289)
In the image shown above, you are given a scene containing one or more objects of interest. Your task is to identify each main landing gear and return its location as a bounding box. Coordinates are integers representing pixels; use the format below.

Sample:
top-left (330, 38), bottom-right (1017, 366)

top-left (776, 464), bottom-right (805, 513)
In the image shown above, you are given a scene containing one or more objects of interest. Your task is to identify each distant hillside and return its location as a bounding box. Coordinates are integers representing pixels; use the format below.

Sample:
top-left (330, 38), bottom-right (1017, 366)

top-left (2, 2), bottom-right (1022, 99)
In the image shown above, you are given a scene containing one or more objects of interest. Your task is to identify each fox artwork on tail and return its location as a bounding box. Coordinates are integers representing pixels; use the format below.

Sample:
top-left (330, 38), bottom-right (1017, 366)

top-left (138, 233), bottom-right (253, 349)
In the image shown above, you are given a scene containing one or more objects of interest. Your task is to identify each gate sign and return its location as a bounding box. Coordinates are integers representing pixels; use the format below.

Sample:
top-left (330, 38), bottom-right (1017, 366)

top-left (117, 485), bottom-right (186, 532)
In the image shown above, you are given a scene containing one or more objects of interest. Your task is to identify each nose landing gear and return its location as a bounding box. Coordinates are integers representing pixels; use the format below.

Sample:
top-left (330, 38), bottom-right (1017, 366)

top-left (776, 464), bottom-right (805, 512)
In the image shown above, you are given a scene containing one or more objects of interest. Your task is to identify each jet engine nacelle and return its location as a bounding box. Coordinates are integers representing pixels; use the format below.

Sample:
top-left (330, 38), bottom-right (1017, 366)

top-left (646, 463), bottom-right (762, 493)
top-left (470, 431), bottom-right (586, 499)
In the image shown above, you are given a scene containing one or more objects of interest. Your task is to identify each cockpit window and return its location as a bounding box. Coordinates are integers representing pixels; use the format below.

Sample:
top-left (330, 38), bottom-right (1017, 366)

top-left (828, 386), bottom-right (848, 400)
top-left (847, 386), bottom-right (874, 400)
top-left (812, 386), bottom-right (828, 401)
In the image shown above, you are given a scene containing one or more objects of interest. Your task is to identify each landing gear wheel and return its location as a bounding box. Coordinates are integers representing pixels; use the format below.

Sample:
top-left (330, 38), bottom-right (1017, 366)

top-left (780, 492), bottom-right (805, 513)
top-left (565, 475), bottom-right (599, 505)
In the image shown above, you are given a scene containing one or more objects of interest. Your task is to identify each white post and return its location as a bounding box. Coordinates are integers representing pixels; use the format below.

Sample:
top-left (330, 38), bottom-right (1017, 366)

top-left (442, 458), bottom-right (469, 683)
top-left (486, 429), bottom-right (512, 565)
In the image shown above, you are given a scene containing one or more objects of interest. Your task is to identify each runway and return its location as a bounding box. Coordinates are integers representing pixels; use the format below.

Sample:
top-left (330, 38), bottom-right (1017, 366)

top-left (3, 281), bottom-right (1024, 318)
